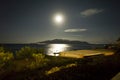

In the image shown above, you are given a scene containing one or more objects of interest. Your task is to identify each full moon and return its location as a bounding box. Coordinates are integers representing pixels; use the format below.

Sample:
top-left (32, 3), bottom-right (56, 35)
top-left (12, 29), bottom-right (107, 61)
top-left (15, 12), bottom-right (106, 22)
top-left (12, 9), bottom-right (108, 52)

top-left (54, 14), bottom-right (63, 23)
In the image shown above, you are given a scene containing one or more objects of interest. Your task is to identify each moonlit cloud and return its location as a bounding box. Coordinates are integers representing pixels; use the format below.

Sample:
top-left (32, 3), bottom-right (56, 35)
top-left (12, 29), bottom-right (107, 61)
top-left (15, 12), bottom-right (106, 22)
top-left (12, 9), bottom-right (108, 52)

top-left (80, 8), bottom-right (104, 17)
top-left (71, 35), bottom-right (82, 37)
top-left (64, 29), bottom-right (87, 32)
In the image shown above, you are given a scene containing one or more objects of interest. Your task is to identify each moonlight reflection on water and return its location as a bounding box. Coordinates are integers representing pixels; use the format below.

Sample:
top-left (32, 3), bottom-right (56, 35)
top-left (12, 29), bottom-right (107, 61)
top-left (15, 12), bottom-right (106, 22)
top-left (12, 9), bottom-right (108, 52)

top-left (47, 44), bottom-right (70, 56)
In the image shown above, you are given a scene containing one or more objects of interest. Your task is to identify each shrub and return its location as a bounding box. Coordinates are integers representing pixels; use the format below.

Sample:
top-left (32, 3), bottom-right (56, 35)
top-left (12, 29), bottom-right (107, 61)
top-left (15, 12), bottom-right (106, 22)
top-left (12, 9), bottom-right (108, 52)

top-left (45, 63), bottom-right (77, 75)
top-left (36, 48), bottom-right (45, 54)
top-left (0, 47), bottom-right (5, 53)
top-left (45, 67), bottom-right (60, 75)
top-left (65, 63), bottom-right (77, 68)
top-left (109, 37), bottom-right (120, 52)
top-left (16, 46), bottom-right (37, 59)
top-left (16, 46), bottom-right (45, 59)
top-left (0, 52), bottom-right (14, 68)
top-left (115, 38), bottom-right (120, 50)
top-left (27, 53), bottom-right (48, 69)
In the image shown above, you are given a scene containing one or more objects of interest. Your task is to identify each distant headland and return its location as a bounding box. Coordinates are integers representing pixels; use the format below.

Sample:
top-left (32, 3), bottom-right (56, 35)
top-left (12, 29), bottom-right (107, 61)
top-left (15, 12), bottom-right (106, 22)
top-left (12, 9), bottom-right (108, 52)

top-left (37, 39), bottom-right (90, 45)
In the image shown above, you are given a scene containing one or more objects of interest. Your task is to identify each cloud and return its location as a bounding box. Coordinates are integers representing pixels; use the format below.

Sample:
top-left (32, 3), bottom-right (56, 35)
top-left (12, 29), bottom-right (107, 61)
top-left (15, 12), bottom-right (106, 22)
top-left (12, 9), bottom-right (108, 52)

top-left (64, 29), bottom-right (87, 32)
top-left (71, 35), bottom-right (82, 37)
top-left (80, 8), bottom-right (104, 17)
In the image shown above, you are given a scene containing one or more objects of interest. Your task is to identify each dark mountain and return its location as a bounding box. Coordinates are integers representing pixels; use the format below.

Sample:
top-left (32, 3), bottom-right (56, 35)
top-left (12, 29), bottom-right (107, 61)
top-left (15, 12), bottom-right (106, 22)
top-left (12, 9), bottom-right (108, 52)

top-left (37, 39), bottom-right (90, 45)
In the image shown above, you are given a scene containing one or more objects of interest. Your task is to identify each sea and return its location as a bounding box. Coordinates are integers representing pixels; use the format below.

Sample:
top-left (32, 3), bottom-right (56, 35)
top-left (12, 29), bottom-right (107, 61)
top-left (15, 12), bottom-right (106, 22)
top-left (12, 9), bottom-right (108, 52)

top-left (0, 43), bottom-right (105, 56)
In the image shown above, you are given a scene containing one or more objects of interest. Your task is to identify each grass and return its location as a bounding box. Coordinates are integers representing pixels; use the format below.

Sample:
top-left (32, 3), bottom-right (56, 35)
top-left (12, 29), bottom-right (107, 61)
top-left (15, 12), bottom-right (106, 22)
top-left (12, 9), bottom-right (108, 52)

top-left (0, 46), bottom-right (120, 80)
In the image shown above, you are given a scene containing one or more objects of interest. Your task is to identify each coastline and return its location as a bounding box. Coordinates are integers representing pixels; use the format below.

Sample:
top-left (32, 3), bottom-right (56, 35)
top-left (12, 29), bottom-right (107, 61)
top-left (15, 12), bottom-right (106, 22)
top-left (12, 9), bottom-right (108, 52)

top-left (60, 49), bottom-right (114, 58)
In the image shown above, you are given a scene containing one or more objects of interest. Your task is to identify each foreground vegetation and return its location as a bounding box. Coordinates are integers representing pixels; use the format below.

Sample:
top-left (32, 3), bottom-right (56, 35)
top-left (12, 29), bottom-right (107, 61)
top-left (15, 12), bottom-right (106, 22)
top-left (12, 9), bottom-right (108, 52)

top-left (0, 41), bottom-right (120, 80)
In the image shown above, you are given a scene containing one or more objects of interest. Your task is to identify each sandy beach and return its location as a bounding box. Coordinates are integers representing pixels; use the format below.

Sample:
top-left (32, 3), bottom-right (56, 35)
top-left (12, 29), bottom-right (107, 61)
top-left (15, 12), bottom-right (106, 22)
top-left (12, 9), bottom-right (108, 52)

top-left (60, 49), bottom-right (114, 58)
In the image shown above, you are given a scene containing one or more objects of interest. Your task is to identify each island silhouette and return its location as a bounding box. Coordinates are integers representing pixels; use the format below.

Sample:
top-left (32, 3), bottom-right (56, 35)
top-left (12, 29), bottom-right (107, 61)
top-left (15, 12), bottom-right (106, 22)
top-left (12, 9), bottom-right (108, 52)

top-left (38, 39), bottom-right (90, 45)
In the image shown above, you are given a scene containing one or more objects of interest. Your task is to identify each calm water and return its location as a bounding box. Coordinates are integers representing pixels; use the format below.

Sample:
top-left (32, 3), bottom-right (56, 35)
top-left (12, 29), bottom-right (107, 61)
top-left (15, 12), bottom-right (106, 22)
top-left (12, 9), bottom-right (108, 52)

top-left (0, 43), bottom-right (105, 56)
top-left (45, 44), bottom-right (94, 56)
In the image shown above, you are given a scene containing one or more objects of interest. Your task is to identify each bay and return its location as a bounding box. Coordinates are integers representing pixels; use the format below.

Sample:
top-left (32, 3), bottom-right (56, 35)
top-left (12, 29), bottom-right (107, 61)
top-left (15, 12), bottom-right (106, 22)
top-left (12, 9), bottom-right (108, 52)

top-left (0, 43), bottom-right (105, 56)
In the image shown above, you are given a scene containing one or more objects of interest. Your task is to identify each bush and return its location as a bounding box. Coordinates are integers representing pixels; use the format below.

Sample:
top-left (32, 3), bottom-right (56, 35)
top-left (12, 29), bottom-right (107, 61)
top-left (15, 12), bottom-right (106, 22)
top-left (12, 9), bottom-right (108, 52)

top-left (45, 63), bottom-right (77, 75)
top-left (27, 53), bottom-right (48, 69)
top-left (36, 48), bottom-right (45, 54)
top-left (46, 67), bottom-right (60, 75)
top-left (109, 37), bottom-right (120, 53)
top-left (16, 46), bottom-right (37, 59)
top-left (0, 47), bottom-right (5, 53)
top-left (16, 46), bottom-right (45, 59)
top-left (0, 52), bottom-right (14, 68)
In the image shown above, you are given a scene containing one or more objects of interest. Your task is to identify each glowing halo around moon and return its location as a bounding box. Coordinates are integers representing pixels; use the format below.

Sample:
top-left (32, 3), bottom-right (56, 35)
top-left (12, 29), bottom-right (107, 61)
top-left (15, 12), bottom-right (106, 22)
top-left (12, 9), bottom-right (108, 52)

top-left (54, 14), bottom-right (64, 24)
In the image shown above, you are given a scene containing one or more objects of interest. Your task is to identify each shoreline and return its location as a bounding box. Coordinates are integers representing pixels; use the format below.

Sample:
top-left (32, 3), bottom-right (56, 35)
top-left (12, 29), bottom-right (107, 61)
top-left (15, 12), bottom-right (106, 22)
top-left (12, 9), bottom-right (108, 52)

top-left (60, 49), bottom-right (114, 58)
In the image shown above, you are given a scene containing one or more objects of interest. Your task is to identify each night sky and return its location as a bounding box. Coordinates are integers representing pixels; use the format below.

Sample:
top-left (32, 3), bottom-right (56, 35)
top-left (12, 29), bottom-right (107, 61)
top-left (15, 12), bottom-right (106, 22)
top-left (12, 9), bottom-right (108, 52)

top-left (0, 0), bottom-right (120, 43)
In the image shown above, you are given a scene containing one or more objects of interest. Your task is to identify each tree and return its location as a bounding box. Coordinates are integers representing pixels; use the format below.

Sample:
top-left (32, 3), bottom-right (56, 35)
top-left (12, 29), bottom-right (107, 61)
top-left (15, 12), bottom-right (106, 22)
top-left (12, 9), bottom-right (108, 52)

top-left (116, 37), bottom-right (120, 47)
top-left (114, 37), bottom-right (120, 53)
top-left (117, 37), bottom-right (120, 42)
